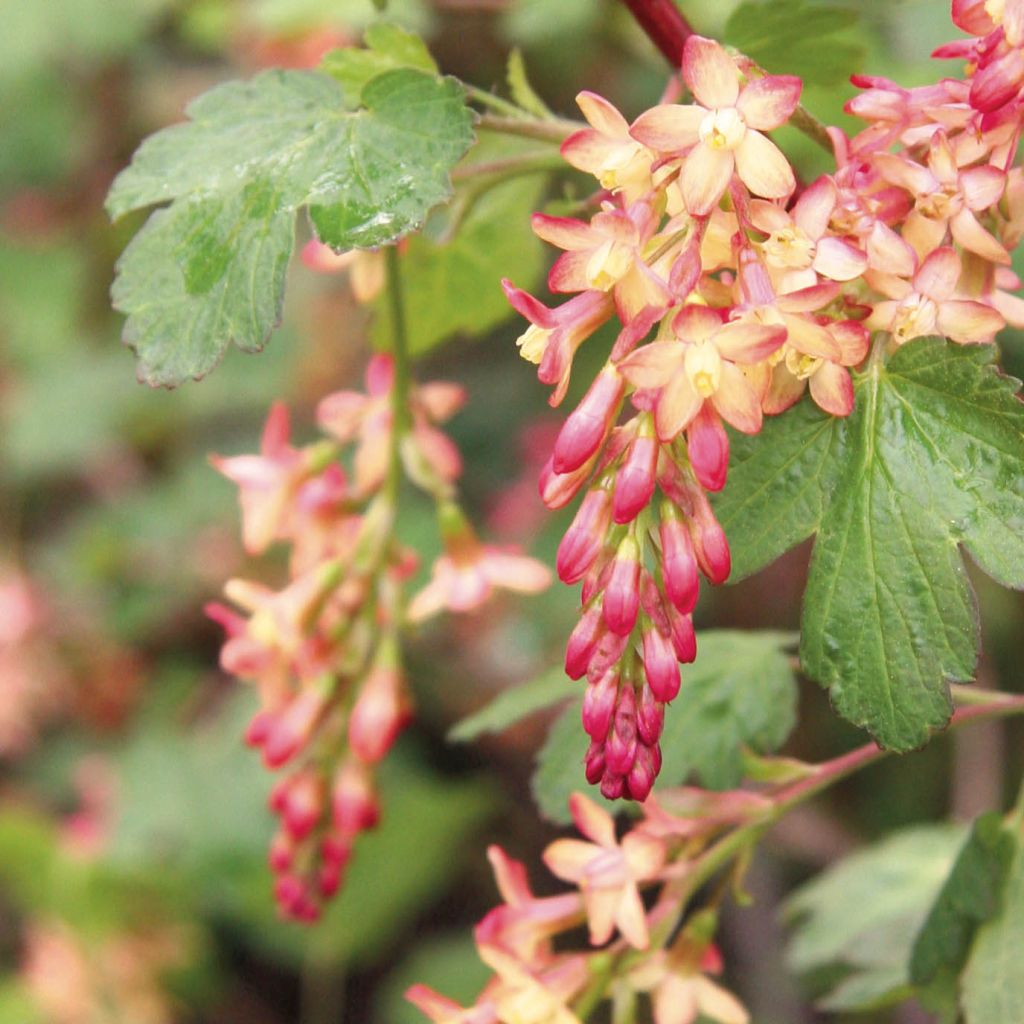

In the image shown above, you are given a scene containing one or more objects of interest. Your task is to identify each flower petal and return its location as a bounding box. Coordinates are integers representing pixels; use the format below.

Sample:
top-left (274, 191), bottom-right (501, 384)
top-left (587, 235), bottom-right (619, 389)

top-left (630, 104), bottom-right (704, 152)
top-left (809, 361), bottom-right (854, 416)
top-left (543, 838), bottom-right (599, 883)
top-left (683, 36), bottom-right (740, 109)
top-left (792, 175), bottom-right (836, 239)
top-left (613, 883), bottom-right (650, 949)
top-left (914, 246), bottom-right (961, 300)
top-left (549, 250), bottom-right (592, 293)
top-left (734, 131), bottom-right (795, 199)
top-left (569, 791), bottom-right (617, 847)
top-left (762, 363), bottom-right (806, 415)
top-left (655, 370), bottom-right (702, 440)
top-left (482, 550), bottom-right (553, 593)
top-left (672, 303), bottom-right (723, 343)
top-left (712, 362), bottom-right (762, 434)
top-left (812, 236), bottom-right (868, 281)
top-left (736, 75), bottom-right (801, 130)
top-left (960, 164), bottom-right (1006, 210)
top-left (619, 341), bottom-right (680, 388)
top-left (681, 144), bottom-right (734, 216)
top-left (867, 221), bottom-right (917, 278)
top-left (781, 312), bottom-right (841, 360)
top-left (712, 321), bottom-right (786, 363)
top-left (532, 213), bottom-right (594, 251)
top-left (950, 208), bottom-right (1011, 264)
top-left (936, 299), bottom-right (1005, 343)
top-left (576, 90), bottom-right (628, 136)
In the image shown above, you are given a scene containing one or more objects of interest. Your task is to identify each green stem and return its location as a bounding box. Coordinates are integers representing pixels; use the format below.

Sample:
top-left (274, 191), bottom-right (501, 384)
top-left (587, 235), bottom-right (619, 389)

top-left (476, 113), bottom-right (582, 144)
top-left (385, 245), bottom-right (411, 503)
top-left (464, 83), bottom-right (532, 119)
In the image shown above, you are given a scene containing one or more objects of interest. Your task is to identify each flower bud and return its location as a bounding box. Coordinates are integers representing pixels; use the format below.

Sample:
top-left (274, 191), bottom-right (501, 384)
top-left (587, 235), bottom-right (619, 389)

top-left (566, 606), bottom-right (604, 679)
top-left (582, 669), bottom-right (619, 740)
top-left (686, 404), bottom-right (729, 493)
top-left (689, 494), bottom-right (731, 585)
top-left (605, 685), bottom-right (638, 777)
top-left (643, 626), bottom-right (680, 702)
top-left (602, 536), bottom-right (641, 635)
top-left (586, 627), bottom-right (630, 683)
top-left (263, 688), bottom-right (327, 768)
top-left (268, 830), bottom-right (293, 872)
top-left (612, 432), bottom-right (658, 524)
top-left (539, 455), bottom-right (592, 510)
top-left (283, 771), bottom-right (325, 840)
top-left (626, 742), bottom-right (662, 802)
top-left (600, 771), bottom-right (626, 800)
top-left (668, 606), bottom-right (697, 663)
top-left (636, 682), bottom-right (665, 746)
top-left (660, 513), bottom-right (700, 614)
top-left (348, 661), bottom-right (411, 764)
top-left (557, 488), bottom-right (613, 583)
top-left (332, 759), bottom-right (380, 836)
top-left (584, 739), bottom-right (606, 784)
top-left (553, 368), bottom-right (624, 474)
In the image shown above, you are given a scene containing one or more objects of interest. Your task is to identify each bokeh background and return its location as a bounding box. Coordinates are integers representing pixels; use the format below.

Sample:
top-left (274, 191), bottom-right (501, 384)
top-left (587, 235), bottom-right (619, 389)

top-left (1, 1), bottom-right (1023, 1021)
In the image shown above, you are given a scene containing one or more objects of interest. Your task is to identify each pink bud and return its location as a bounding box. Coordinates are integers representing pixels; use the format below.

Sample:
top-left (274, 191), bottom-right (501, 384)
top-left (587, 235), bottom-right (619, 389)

top-left (643, 627), bottom-right (680, 702)
top-left (612, 434), bottom-right (658, 524)
top-left (263, 689), bottom-right (326, 768)
top-left (636, 682), bottom-right (664, 746)
top-left (660, 516), bottom-right (700, 614)
top-left (581, 549), bottom-right (614, 605)
top-left (553, 368), bottom-right (624, 474)
top-left (566, 606), bottom-right (604, 679)
top-left (582, 669), bottom-right (619, 740)
top-left (605, 685), bottom-right (638, 777)
top-left (539, 455), bottom-right (592, 510)
top-left (268, 831), bottom-right (293, 872)
top-left (584, 739), bottom-right (606, 784)
top-left (283, 772), bottom-right (325, 840)
top-left (690, 495), bottom-right (731, 584)
top-left (557, 488), bottom-right (613, 583)
top-left (348, 664), bottom-right (411, 764)
top-left (245, 710), bottom-right (275, 748)
top-left (639, 570), bottom-right (671, 635)
top-left (600, 772), bottom-right (626, 800)
top-left (332, 760), bottom-right (380, 836)
top-left (668, 606), bottom-right (697, 663)
top-left (602, 537), bottom-right (641, 636)
top-left (318, 860), bottom-right (345, 898)
top-left (585, 628), bottom-right (630, 684)
top-left (321, 832), bottom-right (352, 869)
top-left (626, 742), bottom-right (662, 801)
top-left (273, 874), bottom-right (306, 916)
top-left (686, 404), bottom-right (729, 493)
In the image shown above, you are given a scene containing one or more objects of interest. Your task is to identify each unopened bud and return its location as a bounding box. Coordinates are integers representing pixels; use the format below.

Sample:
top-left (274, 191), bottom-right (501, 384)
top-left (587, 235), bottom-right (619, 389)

top-left (689, 494), bottom-right (731, 584)
top-left (668, 605), bottom-right (697, 663)
top-left (660, 512), bottom-right (700, 614)
top-left (626, 742), bottom-right (661, 801)
top-left (557, 488), bottom-right (613, 583)
top-left (566, 606), bottom-right (604, 679)
top-left (348, 661), bottom-right (411, 764)
top-left (539, 455), bottom-right (592, 510)
top-left (612, 431), bottom-right (658, 524)
top-left (263, 688), bottom-right (327, 768)
top-left (643, 626), bottom-right (680, 702)
top-left (584, 739), bottom-right (607, 784)
top-left (603, 536), bottom-right (641, 635)
top-left (332, 759), bottom-right (380, 836)
top-left (582, 669), bottom-right (619, 740)
top-left (686, 404), bottom-right (729, 493)
top-left (553, 368), bottom-right (624, 474)
top-left (605, 685), bottom-right (639, 777)
top-left (636, 682), bottom-right (665, 746)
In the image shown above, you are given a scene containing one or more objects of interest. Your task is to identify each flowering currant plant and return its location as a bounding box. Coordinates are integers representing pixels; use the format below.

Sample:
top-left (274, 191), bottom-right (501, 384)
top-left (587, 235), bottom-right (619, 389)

top-left (106, 0), bottom-right (1024, 1019)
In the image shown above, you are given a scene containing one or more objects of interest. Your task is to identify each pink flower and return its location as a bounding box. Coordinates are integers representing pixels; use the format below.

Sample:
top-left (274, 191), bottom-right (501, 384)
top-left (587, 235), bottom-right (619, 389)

top-left (628, 950), bottom-right (749, 1024)
top-left (866, 246), bottom-right (1006, 344)
top-left (619, 304), bottom-right (785, 439)
top-left (300, 240), bottom-right (386, 302)
top-left (542, 792), bottom-right (666, 949)
top-left (631, 36), bottom-right (800, 214)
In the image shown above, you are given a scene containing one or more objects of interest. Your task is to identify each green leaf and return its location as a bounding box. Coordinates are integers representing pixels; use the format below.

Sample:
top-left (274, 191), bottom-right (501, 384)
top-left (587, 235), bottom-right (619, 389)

top-left (107, 67), bottom-right (474, 386)
top-left (714, 340), bottom-right (1024, 751)
top-left (786, 824), bottom-right (966, 1011)
top-left (321, 23), bottom-right (437, 106)
top-left (962, 825), bottom-right (1024, 1024)
top-left (910, 813), bottom-right (1015, 1008)
top-left (506, 48), bottom-right (553, 119)
top-left (530, 630), bottom-right (798, 824)
top-left (448, 668), bottom-right (576, 743)
top-left (373, 163), bottom-right (546, 355)
top-left (723, 1), bottom-right (865, 86)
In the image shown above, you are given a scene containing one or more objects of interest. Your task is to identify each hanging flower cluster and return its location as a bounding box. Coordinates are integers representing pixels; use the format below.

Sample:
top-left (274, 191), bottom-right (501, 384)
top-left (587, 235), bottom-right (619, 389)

top-left (505, 17), bottom-right (1023, 802)
top-left (209, 357), bottom-right (549, 919)
top-left (406, 789), bottom-right (753, 1024)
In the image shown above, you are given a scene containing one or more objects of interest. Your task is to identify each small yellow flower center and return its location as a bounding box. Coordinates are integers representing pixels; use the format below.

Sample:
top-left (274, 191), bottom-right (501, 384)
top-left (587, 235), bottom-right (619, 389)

top-left (985, 0), bottom-right (1006, 24)
top-left (598, 141), bottom-right (650, 193)
top-left (698, 107), bottom-right (746, 151)
top-left (516, 324), bottom-right (550, 364)
top-left (763, 226), bottom-right (816, 269)
top-left (684, 339), bottom-right (722, 398)
top-left (891, 294), bottom-right (939, 345)
top-left (785, 347), bottom-right (822, 380)
top-left (586, 238), bottom-right (633, 290)
top-left (918, 185), bottom-right (960, 220)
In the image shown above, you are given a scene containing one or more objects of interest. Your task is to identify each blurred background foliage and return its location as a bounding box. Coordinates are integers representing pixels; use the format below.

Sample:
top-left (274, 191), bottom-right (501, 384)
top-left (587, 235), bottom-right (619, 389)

top-left (1, 0), bottom-right (1023, 1021)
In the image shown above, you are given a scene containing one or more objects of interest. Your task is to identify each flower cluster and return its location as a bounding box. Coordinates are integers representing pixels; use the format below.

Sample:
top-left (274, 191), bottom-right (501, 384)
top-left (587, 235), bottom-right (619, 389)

top-left (505, 16), bottom-right (1024, 801)
top-left (407, 790), bottom-right (752, 1024)
top-left (210, 356), bottom-right (549, 919)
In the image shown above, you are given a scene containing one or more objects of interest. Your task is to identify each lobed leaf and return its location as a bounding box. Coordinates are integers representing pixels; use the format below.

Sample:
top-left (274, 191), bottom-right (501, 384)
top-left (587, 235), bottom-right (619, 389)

top-left (714, 340), bottom-right (1024, 751)
top-left (107, 67), bottom-right (474, 386)
top-left (321, 23), bottom-right (437, 106)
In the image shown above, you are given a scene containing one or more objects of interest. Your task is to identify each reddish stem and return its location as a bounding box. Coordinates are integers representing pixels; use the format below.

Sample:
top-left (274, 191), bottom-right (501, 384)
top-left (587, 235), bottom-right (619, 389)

top-left (618, 0), bottom-right (695, 67)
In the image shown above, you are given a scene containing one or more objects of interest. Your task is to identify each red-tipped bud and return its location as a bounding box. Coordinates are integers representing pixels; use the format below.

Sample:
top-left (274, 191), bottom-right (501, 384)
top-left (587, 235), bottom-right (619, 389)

top-left (283, 772), bottom-right (325, 840)
top-left (273, 874), bottom-right (306, 916)
top-left (268, 831), bottom-right (294, 873)
top-left (581, 548), bottom-right (614, 605)
top-left (639, 570), bottom-right (671, 636)
top-left (318, 860), bottom-right (345, 899)
top-left (626, 742), bottom-right (662, 801)
top-left (332, 760), bottom-right (380, 836)
top-left (348, 663), bottom-right (412, 764)
top-left (668, 605), bottom-right (697, 663)
top-left (539, 455), bottom-right (592, 510)
top-left (321, 832), bottom-right (352, 869)
top-left (245, 710), bottom-right (275, 748)
top-left (690, 495), bottom-right (731, 584)
top-left (557, 488), bottom-right (613, 583)
top-left (584, 739), bottom-right (606, 784)
top-left (686, 404), bottom-right (729, 493)
top-left (602, 536), bottom-right (641, 636)
top-left (566, 606), bottom-right (604, 679)
top-left (643, 627), bottom-right (680, 702)
top-left (585, 626), bottom-right (630, 683)
top-left (553, 368), bottom-right (624, 474)
top-left (600, 772), bottom-right (626, 800)
top-left (263, 689), bottom-right (326, 768)
top-left (582, 669), bottom-right (619, 740)
top-left (605, 685), bottom-right (638, 777)
top-left (612, 433), bottom-right (658, 524)
top-left (636, 682), bottom-right (665, 746)
top-left (660, 515), bottom-right (700, 614)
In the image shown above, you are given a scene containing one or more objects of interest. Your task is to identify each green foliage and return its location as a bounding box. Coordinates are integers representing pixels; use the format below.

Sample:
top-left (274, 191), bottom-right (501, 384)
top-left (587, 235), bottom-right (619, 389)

top-left (723, 0), bottom-right (865, 86)
top-left (785, 825), bottom-right (966, 1011)
top-left (374, 164), bottom-right (546, 355)
top-left (531, 631), bottom-right (798, 824)
top-left (715, 340), bottom-right (1024, 751)
top-left (448, 667), bottom-right (576, 742)
top-left (506, 48), bottom-right (553, 119)
top-left (321, 23), bottom-right (437, 106)
top-left (961, 825), bottom-right (1024, 1023)
top-left (910, 813), bottom-right (1016, 1010)
top-left (107, 66), bottom-right (474, 385)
